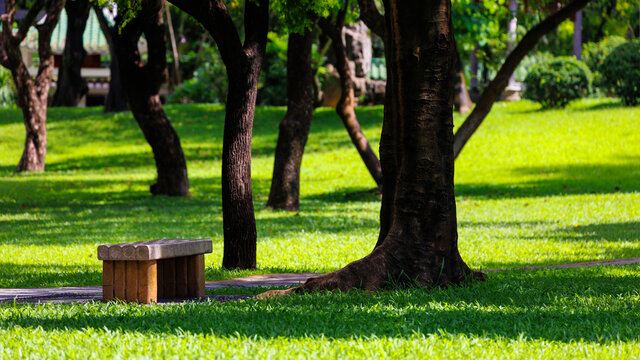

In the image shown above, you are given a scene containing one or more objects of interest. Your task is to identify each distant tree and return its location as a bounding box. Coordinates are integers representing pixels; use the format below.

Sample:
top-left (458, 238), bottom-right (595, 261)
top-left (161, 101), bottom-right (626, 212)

top-left (318, 1), bottom-right (383, 189)
top-left (266, 29), bottom-right (315, 210)
top-left (0, 0), bottom-right (64, 172)
top-left (52, 0), bottom-right (90, 107)
top-left (114, 0), bottom-right (189, 196)
top-left (453, 0), bottom-right (591, 159)
top-left (94, 6), bottom-right (128, 113)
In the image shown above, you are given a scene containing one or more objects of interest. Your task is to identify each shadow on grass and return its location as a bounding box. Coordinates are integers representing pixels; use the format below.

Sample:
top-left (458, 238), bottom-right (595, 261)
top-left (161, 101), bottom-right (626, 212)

top-left (458, 160), bottom-right (640, 199)
top-left (306, 160), bottom-right (640, 203)
top-left (1, 267), bottom-right (639, 342)
top-left (0, 262), bottom-right (101, 289)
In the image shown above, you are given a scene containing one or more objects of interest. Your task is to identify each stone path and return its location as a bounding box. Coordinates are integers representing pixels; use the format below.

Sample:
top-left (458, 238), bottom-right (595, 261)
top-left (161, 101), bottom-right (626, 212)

top-left (1, 259), bottom-right (639, 304)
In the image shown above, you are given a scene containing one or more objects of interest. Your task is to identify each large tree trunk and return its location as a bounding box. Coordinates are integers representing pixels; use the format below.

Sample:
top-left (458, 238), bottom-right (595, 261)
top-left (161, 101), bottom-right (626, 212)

top-left (52, 0), bottom-right (90, 107)
top-left (453, 0), bottom-right (591, 159)
top-left (320, 12), bottom-right (383, 188)
top-left (114, 0), bottom-right (189, 196)
top-left (0, 0), bottom-right (64, 172)
top-left (267, 31), bottom-right (314, 211)
top-left (168, 0), bottom-right (269, 269)
top-left (298, 0), bottom-right (480, 292)
top-left (94, 6), bottom-right (128, 113)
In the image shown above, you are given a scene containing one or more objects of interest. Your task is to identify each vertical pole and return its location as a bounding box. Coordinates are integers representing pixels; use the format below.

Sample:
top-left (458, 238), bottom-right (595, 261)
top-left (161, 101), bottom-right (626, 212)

top-left (573, 10), bottom-right (582, 60)
top-left (507, 0), bottom-right (518, 86)
top-left (165, 2), bottom-right (181, 86)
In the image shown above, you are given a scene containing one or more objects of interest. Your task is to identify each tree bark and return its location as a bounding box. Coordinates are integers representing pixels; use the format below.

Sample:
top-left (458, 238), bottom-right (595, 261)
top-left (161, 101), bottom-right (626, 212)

top-left (267, 30), bottom-right (314, 211)
top-left (298, 0), bottom-right (481, 292)
top-left (94, 6), bottom-right (128, 113)
top-left (169, 0), bottom-right (269, 269)
top-left (453, 0), bottom-right (591, 159)
top-left (114, 0), bottom-right (189, 197)
top-left (52, 0), bottom-right (90, 107)
top-left (320, 9), bottom-right (383, 188)
top-left (0, 0), bottom-right (64, 172)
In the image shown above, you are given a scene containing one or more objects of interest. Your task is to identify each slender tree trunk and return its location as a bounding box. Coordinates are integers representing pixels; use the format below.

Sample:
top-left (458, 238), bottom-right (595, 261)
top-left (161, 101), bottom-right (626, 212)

top-left (115, 0), bottom-right (189, 196)
top-left (453, 0), bottom-right (591, 159)
top-left (14, 61), bottom-right (47, 172)
top-left (267, 31), bottom-right (314, 211)
top-left (52, 0), bottom-right (90, 107)
top-left (220, 60), bottom-right (261, 269)
top-left (320, 13), bottom-right (383, 188)
top-left (0, 0), bottom-right (64, 173)
top-left (168, 0), bottom-right (269, 269)
top-left (94, 6), bottom-right (128, 113)
top-left (453, 49), bottom-right (472, 114)
top-left (298, 0), bottom-right (480, 292)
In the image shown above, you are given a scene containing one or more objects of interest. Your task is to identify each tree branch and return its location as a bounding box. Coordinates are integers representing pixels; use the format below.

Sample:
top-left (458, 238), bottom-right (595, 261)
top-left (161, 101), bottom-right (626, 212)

top-left (453, 0), bottom-right (592, 159)
top-left (168, 0), bottom-right (244, 67)
top-left (356, 0), bottom-right (383, 37)
top-left (243, 0), bottom-right (269, 58)
top-left (15, 0), bottom-right (46, 42)
top-left (35, 0), bottom-right (64, 88)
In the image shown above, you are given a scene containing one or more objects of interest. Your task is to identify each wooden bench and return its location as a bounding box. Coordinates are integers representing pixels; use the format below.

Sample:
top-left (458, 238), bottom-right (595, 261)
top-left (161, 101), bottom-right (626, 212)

top-left (97, 239), bottom-right (212, 304)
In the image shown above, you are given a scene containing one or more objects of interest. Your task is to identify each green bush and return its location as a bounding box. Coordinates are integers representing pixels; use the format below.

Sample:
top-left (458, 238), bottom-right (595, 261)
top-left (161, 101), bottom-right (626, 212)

top-left (582, 36), bottom-right (627, 87)
top-left (600, 41), bottom-right (640, 105)
top-left (0, 67), bottom-right (16, 108)
top-left (168, 43), bottom-right (227, 104)
top-left (523, 57), bottom-right (592, 108)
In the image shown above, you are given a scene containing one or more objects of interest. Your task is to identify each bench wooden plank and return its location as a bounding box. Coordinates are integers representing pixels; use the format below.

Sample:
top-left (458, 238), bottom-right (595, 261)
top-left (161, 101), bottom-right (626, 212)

top-left (97, 239), bottom-right (212, 261)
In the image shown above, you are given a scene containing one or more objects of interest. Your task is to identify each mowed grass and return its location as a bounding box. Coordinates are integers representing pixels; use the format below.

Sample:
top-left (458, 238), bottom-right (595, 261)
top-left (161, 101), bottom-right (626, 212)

top-left (0, 99), bottom-right (639, 287)
top-left (1, 265), bottom-right (640, 359)
top-left (0, 98), bottom-right (640, 358)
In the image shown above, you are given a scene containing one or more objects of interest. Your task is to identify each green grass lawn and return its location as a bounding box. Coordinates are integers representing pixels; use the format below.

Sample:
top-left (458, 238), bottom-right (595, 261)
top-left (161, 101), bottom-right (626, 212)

top-left (1, 98), bottom-right (639, 358)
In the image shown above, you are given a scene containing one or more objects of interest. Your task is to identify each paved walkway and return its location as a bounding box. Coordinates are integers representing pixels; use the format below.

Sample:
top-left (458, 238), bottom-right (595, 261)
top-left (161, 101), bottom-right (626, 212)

top-left (1, 259), bottom-right (639, 304)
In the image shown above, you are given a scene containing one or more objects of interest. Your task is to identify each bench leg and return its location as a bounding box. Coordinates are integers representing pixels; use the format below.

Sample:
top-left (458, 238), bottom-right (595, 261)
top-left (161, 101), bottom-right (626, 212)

top-left (176, 257), bottom-right (188, 298)
top-left (161, 258), bottom-right (176, 299)
top-left (187, 254), bottom-right (205, 298)
top-left (102, 261), bottom-right (114, 301)
top-left (114, 261), bottom-right (126, 300)
top-left (138, 260), bottom-right (157, 304)
top-left (125, 261), bottom-right (138, 302)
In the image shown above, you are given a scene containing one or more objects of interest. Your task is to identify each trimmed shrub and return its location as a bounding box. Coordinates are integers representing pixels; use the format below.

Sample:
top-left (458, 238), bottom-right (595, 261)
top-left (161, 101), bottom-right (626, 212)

top-left (582, 35), bottom-right (627, 86)
top-left (600, 41), bottom-right (640, 105)
top-left (523, 57), bottom-right (592, 108)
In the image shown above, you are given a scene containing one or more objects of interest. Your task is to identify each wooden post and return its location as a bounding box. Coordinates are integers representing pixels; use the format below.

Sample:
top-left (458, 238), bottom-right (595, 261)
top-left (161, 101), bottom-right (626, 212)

top-left (114, 261), bottom-right (126, 300)
top-left (156, 259), bottom-right (164, 299)
top-left (102, 260), bottom-right (114, 301)
top-left (187, 254), bottom-right (206, 298)
top-left (125, 261), bottom-right (138, 302)
top-left (138, 260), bottom-right (157, 304)
top-left (175, 256), bottom-right (188, 298)
top-left (162, 258), bottom-right (176, 298)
